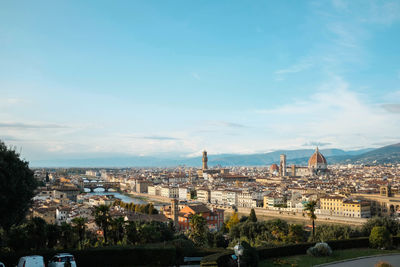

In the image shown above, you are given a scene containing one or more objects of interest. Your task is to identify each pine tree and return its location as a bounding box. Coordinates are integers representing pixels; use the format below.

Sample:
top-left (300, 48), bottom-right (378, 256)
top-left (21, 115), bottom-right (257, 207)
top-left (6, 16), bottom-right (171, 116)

top-left (249, 208), bottom-right (257, 222)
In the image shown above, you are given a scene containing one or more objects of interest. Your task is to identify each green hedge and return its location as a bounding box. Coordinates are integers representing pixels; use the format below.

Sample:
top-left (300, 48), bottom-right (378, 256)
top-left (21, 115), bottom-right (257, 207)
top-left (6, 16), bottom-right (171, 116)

top-left (393, 236), bottom-right (400, 246)
top-left (200, 251), bottom-right (233, 267)
top-left (256, 237), bottom-right (371, 260)
top-left (327, 237), bottom-right (369, 250)
top-left (257, 242), bottom-right (314, 260)
top-left (197, 236), bottom-right (399, 266)
top-left (0, 246), bottom-right (177, 267)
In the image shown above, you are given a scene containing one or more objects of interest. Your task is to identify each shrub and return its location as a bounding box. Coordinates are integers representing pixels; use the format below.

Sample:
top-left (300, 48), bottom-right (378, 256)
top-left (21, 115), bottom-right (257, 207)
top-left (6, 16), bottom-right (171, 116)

top-left (307, 242), bottom-right (332, 257)
top-left (363, 217), bottom-right (399, 236)
top-left (256, 237), bottom-right (370, 260)
top-left (172, 238), bottom-right (196, 264)
top-left (375, 262), bottom-right (393, 267)
top-left (369, 226), bottom-right (392, 249)
top-left (240, 241), bottom-right (259, 267)
top-left (200, 251), bottom-right (235, 267)
top-left (314, 224), bottom-right (361, 242)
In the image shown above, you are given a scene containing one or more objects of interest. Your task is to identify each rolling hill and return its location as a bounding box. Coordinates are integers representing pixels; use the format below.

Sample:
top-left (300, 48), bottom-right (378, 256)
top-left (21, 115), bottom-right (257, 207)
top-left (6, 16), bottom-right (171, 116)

top-left (29, 145), bottom-right (400, 167)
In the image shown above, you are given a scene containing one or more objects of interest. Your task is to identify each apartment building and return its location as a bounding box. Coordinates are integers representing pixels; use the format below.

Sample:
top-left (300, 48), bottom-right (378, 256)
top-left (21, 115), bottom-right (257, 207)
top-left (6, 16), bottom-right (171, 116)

top-left (197, 188), bottom-right (211, 203)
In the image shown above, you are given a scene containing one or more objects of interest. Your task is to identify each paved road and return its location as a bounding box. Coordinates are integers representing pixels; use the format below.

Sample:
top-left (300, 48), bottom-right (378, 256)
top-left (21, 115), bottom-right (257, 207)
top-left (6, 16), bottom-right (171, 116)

top-left (320, 254), bottom-right (400, 267)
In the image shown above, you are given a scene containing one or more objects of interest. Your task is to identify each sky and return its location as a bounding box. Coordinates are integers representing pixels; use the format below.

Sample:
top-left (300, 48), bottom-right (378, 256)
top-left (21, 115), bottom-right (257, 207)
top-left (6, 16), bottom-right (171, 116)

top-left (1, 0), bottom-right (400, 161)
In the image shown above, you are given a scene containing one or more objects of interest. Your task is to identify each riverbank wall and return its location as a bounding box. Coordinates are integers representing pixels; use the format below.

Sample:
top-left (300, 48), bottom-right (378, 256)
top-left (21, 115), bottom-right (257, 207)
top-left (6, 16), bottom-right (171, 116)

top-left (120, 192), bottom-right (367, 226)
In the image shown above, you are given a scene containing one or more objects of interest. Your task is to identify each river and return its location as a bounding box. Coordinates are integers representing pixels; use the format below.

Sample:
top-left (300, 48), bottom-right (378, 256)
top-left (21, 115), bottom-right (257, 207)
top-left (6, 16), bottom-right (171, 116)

top-left (84, 188), bottom-right (148, 205)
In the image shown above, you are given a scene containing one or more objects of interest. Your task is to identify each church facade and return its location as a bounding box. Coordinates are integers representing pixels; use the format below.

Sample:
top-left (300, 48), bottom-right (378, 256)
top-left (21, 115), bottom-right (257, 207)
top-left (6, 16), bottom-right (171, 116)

top-left (270, 147), bottom-right (328, 177)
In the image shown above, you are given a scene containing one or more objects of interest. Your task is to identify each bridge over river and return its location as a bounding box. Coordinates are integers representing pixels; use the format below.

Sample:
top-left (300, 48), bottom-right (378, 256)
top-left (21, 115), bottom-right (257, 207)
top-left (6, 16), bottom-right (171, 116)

top-left (79, 177), bottom-right (120, 192)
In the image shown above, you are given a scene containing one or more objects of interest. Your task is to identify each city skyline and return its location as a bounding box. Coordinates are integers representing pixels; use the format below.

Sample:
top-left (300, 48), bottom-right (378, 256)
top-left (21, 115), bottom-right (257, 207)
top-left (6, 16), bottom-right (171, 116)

top-left (1, 0), bottom-right (400, 162)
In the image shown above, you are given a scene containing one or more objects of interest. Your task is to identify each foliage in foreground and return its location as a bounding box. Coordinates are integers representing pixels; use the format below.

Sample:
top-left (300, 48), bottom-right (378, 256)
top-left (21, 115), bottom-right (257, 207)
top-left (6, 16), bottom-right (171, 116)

top-left (259, 248), bottom-right (400, 267)
top-left (369, 226), bottom-right (392, 249)
top-left (0, 141), bottom-right (37, 230)
top-left (362, 216), bottom-right (400, 236)
top-left (230, 219), bottom-right (307, 247)
top-left (306, 242), bottom-right (332, 257)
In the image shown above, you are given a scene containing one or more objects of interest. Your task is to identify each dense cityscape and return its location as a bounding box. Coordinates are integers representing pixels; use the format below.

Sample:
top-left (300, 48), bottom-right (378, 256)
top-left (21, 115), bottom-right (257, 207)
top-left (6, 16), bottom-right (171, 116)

top-left (31, 147), bottom-right (400, 230)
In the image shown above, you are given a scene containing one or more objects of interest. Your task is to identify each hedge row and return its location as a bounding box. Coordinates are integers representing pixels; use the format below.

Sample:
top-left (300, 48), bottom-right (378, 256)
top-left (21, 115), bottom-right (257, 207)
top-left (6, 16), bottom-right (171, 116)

top-left (256, 238), bottom-right (371, 260)
top-left (327, 237), bottom-right (369, 250)
top-left (257, 242), bottom-right (314, 260)
top-left (0, 246), bottom-right (177, 267)
top-left (200, 251), bottom-right (233, 267)
top-left (201, 237), bottom-right (375, 266)
top-left (393, 236), bottom-right (400, 246)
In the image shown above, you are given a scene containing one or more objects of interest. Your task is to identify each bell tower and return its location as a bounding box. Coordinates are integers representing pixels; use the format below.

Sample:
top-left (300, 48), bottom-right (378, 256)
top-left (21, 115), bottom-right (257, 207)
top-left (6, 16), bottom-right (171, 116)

top-left (171, 199), bottom-right (179, 230)
top-left (279, 154), bottom-right (286, 176)
top-left (202, 150), bottom-right (208, 170)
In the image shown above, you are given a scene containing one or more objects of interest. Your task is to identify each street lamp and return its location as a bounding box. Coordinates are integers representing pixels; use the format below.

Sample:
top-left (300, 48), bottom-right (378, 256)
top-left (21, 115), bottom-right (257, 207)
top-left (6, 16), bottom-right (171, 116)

top-left (234, 241), bottom-right (244, 267)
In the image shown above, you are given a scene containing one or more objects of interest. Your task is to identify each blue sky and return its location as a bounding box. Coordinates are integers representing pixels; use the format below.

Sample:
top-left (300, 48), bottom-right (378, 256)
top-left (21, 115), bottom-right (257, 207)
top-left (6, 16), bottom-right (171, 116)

top-left (1, 0), bottom-right (400, 161)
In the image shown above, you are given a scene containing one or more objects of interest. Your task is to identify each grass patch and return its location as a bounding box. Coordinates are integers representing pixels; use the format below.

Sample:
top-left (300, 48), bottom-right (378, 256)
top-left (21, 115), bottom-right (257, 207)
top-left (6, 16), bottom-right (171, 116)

top-left (259, 248), bottom-right (400, 267)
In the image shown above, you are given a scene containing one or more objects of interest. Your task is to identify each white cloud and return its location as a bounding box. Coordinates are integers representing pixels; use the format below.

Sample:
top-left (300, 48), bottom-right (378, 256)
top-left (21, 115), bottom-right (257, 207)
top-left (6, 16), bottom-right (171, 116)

top-left (255, 76), bottom-right (400, 149)
top-left (275, 60), bottom-right (312, 75)
top-left (366, 0), bottom-right (400, 25)
top-left (331, 0), bottom-right (348, 10)
top-left (0, 98), bottom-right (28, 106)
top-left (328, 23), bottom-right (360, 48)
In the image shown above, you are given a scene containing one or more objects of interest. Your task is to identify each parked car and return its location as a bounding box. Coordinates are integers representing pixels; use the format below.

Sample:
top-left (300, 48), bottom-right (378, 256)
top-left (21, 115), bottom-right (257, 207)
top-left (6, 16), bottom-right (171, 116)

top-left (17, 255), bottom-right (45, 267)
top-left (48, 253), bottom-right (77, 267)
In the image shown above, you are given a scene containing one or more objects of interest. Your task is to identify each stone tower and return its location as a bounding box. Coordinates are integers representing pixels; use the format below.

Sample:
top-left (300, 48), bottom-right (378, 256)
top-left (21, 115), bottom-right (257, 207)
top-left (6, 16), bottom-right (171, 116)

top-left (280, 154), bottom-right (287, 176)
top-left (202, 150), bottom-right (208, 170)
top-left (171, 199), bottom-right (179, 230)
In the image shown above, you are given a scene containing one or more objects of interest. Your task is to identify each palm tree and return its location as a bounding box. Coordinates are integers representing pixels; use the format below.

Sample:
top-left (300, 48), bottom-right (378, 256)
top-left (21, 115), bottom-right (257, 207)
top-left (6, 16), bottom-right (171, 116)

top-left (94, 205), bottom-right (111, 243)
top-left (188, 213), bottom-right (207, 246)
top-left (110, 217), bottom-right (126, 244)
top-left (304, 200), bottom-right (317, 240)
top-left (72, 217), bottom-right (86, 249)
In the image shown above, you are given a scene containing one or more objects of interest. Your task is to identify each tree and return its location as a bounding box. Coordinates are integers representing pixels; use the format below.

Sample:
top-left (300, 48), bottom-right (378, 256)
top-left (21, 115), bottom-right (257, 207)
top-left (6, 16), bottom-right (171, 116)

top-left (60, 222), bottom-right (77, 249)
top-left (126, 221), bottom-right (138, 245)
top-left (188, 213), bottom-right (208, 246)
top-left (362, 217), bottom-right (399, 236)
top-left (72, 217), bottom-right (86, 249)
top-left (0, 141), bottom-right (37, 230)
top-left (314, 224), bottom-right (360, 242)
top-left (214, 232), bottom-right (228, 248)
top-left (110, 217), bottom-right (125, 244)
top-left (94, 205), bottom-right (111, 243)
top-left (26, 217), bottom-right (47, 250)
top-left (7, 224), bottom-right (30, 251)
top-left (240, 241), bottom-right (259, 267)
top-left (249, 208), bottom-right (257, 222)
top-left (287, 224), bottom-right (306, 243)
top-left (304, 200), bottom-right (317, 240)
top-left (226, 212), bottom-right (240, 231)
top-left (239, 216), bottom-right (249, 223)
top-left (138, 223), bottom-right (160, 243)
top-left (46, 223), bottom-right (60, 249)
top-left (369, 226), bottom-right (392, 249)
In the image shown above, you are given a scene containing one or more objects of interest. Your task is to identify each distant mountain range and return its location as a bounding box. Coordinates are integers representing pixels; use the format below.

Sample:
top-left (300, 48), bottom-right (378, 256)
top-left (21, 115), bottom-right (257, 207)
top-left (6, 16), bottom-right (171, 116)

top-left (30, 143), bottom-right (400, 168)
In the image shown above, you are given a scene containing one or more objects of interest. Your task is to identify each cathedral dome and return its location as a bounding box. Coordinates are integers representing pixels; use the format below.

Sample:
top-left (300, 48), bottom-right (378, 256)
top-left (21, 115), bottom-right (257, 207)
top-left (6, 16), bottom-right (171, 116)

top-left (270, 164), bottom-right (279, 172)
top-left (308, 147), bottom-right (327, 169)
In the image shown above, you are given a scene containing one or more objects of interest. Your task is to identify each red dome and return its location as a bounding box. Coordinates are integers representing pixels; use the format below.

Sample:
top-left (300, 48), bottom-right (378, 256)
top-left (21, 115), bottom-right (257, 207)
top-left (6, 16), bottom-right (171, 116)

top-left (270, 164), bottom-right (279, 172)
top-left (308, 147), bottom-right (327, 167)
